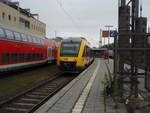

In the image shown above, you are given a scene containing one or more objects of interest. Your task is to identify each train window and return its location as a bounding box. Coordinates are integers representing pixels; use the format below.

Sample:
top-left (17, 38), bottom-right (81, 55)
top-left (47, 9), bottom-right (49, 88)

top-left (18, 53), bottom-right (22, 62)
top-left (34, 37), bottom-right (39, 44)
top-left (36, 53), bottom-right (38, 59)
top-left (36, 38), bottom-right (41, 44)
top-left (11, 53), bottom-right (18, 63)
top-left (48, 47), bottom-right (52, 57)
top-left (60, 43), bottom-right (80, 57)
top-left (40, 39), bottom-right (44, 45)
top-left (2, 53), bottom-right (10, 64)
top-left (34, 38), bottom-right (39, 44)
top-left (82, 48), bottom-right (86, 57)
top-left (39, 53), bottom-right (41, 59)
top-left (39, 38), bottom-right (42, 44)
top-left (26, 53), bottom-right (31, 61)
top-left (35, 38), bottom-right (38, 43)
top-left (5, 30), bottom-right (14, 39)
top-left (24, 53), bottom-right (28, 61)
top-left (41, 54), bottom-right (43, 58)
top-left (18, 53), bottom-right (23, 62)
top-left (28, 35), bottom-right (33, 43)
top-left (20, 53), bottom-right (24, 62)
top-left (0, 28), bottom-right (5, 38)
top-left (32, 37), bottom-right (36, 43)
top-left (14, 32), bottom-right (21, 41)
top-left (35, 53), bottom-right (38, 60)
top-left (21, 34), bottom-right (28, 42)
top-left (32, 53), bottom-right (36, 60)
top-left (86, 46), bottom-right (90, 57)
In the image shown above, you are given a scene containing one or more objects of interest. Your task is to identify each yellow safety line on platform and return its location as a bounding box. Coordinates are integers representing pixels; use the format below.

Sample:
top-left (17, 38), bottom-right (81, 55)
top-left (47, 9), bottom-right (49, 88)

top-left (71, 60), bottom-right (100, 113)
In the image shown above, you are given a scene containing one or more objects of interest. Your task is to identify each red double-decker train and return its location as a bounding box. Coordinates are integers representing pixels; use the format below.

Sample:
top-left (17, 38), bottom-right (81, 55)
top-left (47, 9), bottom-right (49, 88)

top-left (0, 24), bottom-right (58, 72)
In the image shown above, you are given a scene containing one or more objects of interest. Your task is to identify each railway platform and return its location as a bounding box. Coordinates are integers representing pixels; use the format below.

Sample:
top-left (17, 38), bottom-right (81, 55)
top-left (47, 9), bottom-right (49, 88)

top-left (35, 59), bottom-right (127, 113)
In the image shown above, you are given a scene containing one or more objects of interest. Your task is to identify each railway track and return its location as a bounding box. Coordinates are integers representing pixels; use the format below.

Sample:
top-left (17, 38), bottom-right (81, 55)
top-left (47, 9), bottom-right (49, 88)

top-left (0, 73), bottom-right (76, 113)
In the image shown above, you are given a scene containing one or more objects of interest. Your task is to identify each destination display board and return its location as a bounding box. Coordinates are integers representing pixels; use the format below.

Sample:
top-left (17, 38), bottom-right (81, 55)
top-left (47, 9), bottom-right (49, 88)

top-left (102, 31), bottom-right (109, 37)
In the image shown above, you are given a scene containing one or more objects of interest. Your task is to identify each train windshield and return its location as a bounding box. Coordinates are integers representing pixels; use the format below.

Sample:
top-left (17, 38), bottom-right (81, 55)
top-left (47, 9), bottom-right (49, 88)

top-left (60, 43), bottom-right (80, 57)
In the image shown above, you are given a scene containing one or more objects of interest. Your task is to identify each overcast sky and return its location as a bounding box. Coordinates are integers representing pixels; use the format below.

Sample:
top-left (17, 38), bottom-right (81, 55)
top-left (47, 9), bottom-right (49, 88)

top-left (18, 0), bottom-right (150, 47)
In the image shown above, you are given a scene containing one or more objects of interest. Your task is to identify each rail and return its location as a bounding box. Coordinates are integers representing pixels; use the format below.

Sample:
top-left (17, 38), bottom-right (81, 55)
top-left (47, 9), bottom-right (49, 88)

top-left (0, 72), bottom-right (76, 113)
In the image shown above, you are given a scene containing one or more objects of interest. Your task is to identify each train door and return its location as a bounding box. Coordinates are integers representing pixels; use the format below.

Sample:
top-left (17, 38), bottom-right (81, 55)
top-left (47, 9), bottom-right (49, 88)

top-left (47, 47), bottom-right (52, 63)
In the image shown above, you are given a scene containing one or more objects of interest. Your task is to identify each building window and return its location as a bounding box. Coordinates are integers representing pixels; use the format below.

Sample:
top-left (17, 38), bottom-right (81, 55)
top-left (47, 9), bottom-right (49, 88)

top-left (14, 17), bottom-right (16, 22)
top-left (2, 12), bottom-right (5, 19)
top-left (19, 17), bottom-right (30, 29)
top-left (8, 15), bottom-right (11, 21)
top-left (31, 24), bottom-right (33, 29)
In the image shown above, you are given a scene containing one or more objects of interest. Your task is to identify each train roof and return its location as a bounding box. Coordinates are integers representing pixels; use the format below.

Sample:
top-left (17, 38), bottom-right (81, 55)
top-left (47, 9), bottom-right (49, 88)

top-left (0, 23), bottom-right (45, 39)
top-left (62, 37), bottom-right (87, 43)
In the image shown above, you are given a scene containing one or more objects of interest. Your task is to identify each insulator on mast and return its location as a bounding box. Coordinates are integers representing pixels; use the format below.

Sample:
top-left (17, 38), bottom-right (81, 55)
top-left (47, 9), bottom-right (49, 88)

top-left (140, 0), bottom-right (143, 17)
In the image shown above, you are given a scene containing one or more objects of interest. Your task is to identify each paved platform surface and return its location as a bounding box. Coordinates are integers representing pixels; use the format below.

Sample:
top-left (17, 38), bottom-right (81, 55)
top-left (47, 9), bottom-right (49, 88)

top-left (35, 58), bottom-right (126, 113)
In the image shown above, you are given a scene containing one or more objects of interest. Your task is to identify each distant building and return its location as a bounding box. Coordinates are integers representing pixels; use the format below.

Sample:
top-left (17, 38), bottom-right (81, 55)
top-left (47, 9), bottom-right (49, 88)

top-left (0, 0), bottom-right (46, 37)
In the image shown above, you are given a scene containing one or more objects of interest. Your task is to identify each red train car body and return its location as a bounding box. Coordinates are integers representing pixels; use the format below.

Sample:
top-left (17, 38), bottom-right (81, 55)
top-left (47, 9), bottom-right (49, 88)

top-left (0, 24), bottom-right (58, 72)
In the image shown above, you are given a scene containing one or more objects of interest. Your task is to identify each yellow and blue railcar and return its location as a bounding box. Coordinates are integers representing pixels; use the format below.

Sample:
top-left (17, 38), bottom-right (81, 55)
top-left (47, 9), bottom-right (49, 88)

top-left (57, 37), bottom-right (93, 73)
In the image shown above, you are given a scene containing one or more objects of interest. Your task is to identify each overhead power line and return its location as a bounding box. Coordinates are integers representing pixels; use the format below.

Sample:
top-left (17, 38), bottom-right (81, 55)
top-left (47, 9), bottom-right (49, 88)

top-left (55, 0), bottom-right (81, 33)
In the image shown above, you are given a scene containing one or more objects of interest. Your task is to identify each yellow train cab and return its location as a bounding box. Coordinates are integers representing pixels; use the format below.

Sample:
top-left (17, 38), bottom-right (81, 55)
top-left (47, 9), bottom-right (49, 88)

top-left (57, 37), bottom-right (94, 73)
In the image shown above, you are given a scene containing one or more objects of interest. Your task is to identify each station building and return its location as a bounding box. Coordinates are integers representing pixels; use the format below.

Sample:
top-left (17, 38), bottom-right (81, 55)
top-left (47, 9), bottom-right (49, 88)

top-left (0, 0), bottom-right (46, 37)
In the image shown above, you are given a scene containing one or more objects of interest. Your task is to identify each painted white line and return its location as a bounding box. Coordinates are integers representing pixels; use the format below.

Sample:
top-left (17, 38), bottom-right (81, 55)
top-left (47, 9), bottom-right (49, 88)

top-left (71, 60), bottom-right (100, 113)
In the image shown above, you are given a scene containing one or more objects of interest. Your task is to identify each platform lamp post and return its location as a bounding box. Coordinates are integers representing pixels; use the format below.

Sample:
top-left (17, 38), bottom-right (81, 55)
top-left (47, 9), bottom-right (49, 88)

top-left (99, 29), bottom-right (102, 48)
top-left (55, 30), bottom-right (57, 38)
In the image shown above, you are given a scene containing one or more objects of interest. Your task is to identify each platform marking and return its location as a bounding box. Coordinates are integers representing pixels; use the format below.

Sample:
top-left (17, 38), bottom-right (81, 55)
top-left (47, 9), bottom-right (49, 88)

top-left (71, 60), bottom-right (100, 113)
